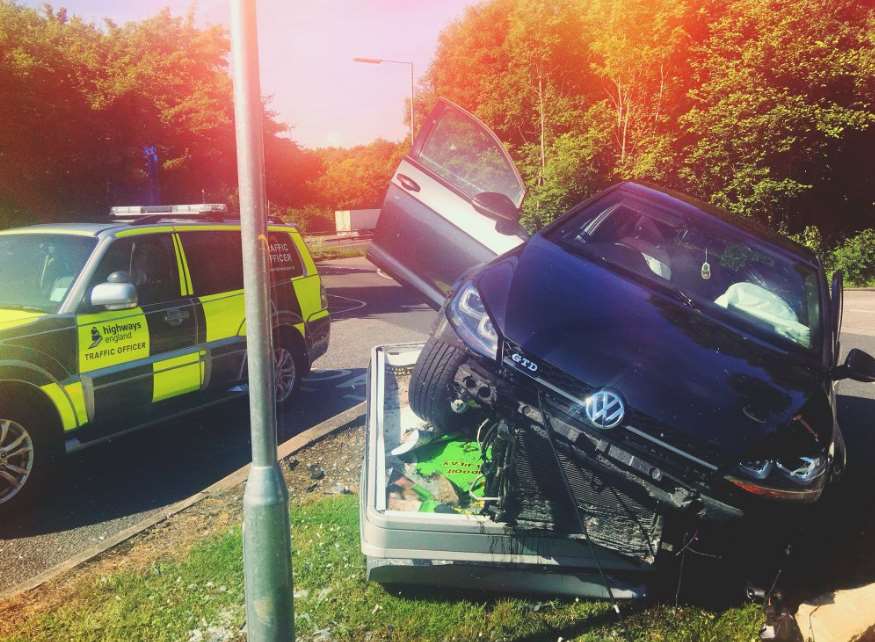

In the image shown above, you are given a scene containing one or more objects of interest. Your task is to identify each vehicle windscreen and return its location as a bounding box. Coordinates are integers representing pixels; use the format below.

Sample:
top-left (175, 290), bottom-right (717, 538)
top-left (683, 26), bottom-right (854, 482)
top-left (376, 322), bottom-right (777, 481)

top-left (551, 195), bottom-right (822, 350)
top-left (0, 234), bottom-right (96, 313)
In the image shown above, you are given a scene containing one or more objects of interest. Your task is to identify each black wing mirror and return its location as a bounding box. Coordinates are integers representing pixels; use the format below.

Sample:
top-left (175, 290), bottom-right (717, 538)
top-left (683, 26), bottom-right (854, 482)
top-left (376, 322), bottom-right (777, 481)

top-left (833, 348), bottom-right (875, 382)
top-left (472, 192), bottom-right (520, 225)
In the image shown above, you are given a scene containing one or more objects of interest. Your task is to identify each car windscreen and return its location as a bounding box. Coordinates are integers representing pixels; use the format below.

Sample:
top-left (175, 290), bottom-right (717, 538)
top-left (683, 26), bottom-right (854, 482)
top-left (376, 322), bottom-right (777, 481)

top-left (550, 195), bottom-right (822, 350)
top-left (0, 234), bottom-right (96, 313)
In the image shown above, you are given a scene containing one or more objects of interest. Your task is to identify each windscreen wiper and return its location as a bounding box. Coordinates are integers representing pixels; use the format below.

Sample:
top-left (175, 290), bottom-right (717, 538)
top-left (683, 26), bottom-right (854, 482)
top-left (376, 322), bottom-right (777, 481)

top-left (0, 303), bottom-right (48, 313)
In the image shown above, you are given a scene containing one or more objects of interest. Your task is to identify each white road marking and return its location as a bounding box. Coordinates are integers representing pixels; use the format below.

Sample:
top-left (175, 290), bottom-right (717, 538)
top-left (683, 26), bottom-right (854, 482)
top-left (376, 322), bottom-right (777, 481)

top-left (376, 269), bottom-right (394, 281)
top-left (328, 293), bottom-right (367, 315)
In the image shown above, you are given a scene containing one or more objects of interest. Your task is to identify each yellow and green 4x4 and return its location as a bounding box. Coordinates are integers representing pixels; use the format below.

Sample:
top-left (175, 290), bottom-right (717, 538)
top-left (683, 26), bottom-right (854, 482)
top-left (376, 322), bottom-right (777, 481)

top-left (0, 205), bottom-right (330, 514)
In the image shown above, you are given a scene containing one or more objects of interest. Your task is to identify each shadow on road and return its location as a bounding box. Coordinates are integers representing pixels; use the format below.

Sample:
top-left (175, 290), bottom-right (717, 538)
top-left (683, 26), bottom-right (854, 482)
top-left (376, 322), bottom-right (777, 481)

top-left (0, 368), bottom-right (366, 539)
top-left (328, 284), bottom-right (431, 318)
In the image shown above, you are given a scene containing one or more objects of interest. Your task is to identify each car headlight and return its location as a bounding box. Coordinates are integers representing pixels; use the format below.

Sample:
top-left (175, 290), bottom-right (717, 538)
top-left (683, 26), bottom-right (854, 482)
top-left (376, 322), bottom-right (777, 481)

top-left (730, 453), bottom-right (828, 502)
top-left (775, 455), bottom-right (828, 484)
top-left (447, 282), bottom-right (499, 360)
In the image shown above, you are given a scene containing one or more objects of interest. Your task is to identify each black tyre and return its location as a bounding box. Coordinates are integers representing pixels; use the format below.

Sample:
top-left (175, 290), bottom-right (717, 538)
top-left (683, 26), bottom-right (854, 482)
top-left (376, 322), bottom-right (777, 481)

top-left (0, 389), bottom-right (60, 517)
top-left (409, 336), bottom-right (470, 430)
top-left (274, 330), bottom-right (305, 407)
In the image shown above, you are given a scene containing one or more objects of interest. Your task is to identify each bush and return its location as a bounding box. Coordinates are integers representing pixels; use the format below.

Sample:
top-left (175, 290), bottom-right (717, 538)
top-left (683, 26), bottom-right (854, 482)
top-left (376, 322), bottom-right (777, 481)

top-left (279, 206), bottom-right (334, 234)
top-left (831, 229), bottom-right (875, 287)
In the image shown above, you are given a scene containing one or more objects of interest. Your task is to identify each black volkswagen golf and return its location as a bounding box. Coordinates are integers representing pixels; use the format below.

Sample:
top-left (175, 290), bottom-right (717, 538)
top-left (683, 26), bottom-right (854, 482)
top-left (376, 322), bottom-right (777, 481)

top-left (368, 98), bottom-right (875, 558)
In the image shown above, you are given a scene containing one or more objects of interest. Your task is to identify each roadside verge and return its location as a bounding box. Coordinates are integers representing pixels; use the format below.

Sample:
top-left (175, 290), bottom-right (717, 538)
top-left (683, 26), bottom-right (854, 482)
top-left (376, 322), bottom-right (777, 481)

top-left (0, 402), bottom-right (365, 603)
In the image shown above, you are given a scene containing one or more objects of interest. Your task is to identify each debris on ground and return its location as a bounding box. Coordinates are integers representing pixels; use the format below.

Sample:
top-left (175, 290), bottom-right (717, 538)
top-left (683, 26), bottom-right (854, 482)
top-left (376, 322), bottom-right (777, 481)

top-left (795, 583), bottom-right (875, 642)
top-left (308, 464), bottom-right (326, 480)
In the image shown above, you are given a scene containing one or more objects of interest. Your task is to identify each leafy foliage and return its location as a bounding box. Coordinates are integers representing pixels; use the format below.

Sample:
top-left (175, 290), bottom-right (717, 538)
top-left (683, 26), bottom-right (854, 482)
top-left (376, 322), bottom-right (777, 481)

top-left (831, 228), bottom-right (875, 286)
top-left (421, 0), bottom-right (874, 249)
top-left (0, 2), bottom-right (319, 226)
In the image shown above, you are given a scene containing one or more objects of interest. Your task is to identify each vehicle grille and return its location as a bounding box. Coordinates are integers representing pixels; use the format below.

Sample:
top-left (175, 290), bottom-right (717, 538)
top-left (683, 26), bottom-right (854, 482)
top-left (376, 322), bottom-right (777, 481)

top-left (500, 339), bottom-right (717, 486)
top-left (504, 423), bottom-right (663, 564)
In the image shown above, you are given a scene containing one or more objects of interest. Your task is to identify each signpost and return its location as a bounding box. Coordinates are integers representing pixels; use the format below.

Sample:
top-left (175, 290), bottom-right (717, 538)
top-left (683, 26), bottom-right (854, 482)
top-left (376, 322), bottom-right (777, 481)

top-left (229, 0), bottom-right (295, 639)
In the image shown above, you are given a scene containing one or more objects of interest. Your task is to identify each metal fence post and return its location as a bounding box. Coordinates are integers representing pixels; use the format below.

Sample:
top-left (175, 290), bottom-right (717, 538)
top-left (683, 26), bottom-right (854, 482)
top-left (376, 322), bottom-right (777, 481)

top-left (229, 0), bottom-right (294, 639)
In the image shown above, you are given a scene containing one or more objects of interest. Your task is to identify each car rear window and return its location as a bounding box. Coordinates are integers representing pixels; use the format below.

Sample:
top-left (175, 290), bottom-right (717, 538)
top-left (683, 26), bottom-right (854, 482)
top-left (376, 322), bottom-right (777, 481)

top-left (180, 231), bottom-right (244, 296)
top-left (551, 195), bottom-right (822, 350)
top-left (180, 230), bottom-right (304, 297)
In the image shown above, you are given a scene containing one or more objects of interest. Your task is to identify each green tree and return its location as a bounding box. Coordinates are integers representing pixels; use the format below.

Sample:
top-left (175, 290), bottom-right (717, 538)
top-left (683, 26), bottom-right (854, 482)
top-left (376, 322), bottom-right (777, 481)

top-left (306, 139), bottom-right (404, 211)
top-left (0, 2), bottom-right (316, 227)
top-left (680, 0), bottom-right (875, 236)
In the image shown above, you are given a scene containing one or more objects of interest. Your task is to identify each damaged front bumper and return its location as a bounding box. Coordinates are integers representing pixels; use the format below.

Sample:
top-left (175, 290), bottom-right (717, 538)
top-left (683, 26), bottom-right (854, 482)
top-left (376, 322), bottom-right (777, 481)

top-left (360, 344), bottom-right (651, 599)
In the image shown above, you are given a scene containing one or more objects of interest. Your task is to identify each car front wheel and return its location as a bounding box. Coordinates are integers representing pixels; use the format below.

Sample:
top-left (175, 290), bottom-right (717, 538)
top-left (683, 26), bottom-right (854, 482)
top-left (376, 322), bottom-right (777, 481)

top-left (0, 392), bottom-right (58, 516)
top-left (409, 336), bottom-right (472, 431)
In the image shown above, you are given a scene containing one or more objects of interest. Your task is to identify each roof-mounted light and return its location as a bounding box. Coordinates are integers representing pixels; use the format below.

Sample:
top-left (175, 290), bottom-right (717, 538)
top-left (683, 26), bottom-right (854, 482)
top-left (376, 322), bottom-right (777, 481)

top-left (110, 204), bottom-right (228, 218)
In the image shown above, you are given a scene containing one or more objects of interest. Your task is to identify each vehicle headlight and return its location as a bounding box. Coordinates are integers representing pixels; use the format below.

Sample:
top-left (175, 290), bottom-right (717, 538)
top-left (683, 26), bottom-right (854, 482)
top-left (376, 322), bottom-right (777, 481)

top-left (729, 452), bottom-right (828, 502)
top-left (774, 455), bottom-right (828, 484)
top-left (447, 282), bottom-right (499, 360)
top-left (738, 459), bottom-right (773, 480)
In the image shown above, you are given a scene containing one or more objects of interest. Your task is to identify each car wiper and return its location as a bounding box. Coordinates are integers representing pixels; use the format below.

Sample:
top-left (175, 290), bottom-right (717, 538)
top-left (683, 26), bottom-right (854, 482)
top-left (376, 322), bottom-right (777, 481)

top-left (0, 303), bottom-right (49, 313)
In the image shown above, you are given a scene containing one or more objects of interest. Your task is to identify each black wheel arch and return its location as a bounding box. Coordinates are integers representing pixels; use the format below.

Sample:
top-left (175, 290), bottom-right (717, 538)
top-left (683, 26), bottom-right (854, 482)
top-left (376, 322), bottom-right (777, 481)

top-left (0, 379), bottom-right (64, 443)
top-left (274, 324), bottom-right (310, 374)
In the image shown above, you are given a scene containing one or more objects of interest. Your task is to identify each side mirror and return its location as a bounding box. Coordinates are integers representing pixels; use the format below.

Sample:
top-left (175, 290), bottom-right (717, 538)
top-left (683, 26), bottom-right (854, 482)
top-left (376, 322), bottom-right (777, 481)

top-left (91, 271), bottom-right (138, 310)
top-left (472, 192), bottom-right (520, 226)
top-left (834, 348), bottom-right (875, 382)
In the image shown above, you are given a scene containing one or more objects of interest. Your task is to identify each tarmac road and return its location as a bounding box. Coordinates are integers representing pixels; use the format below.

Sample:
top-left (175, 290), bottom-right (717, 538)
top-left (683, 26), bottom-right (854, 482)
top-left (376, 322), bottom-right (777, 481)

top-left (1, 261), bottom-right (873, 597)
top-left (0, 256), bottom-right (435, 592)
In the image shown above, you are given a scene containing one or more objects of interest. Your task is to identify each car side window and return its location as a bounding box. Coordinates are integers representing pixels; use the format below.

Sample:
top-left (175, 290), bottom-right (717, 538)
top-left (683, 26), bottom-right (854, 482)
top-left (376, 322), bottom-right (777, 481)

top-left (418, 106), bottom-right (523, 206)
top-left (267, 232), bottom-right (304, 283)
top-left (180, 231), bottom-right (244, 296)
top-left (87, 235), bottom-right (179, 307)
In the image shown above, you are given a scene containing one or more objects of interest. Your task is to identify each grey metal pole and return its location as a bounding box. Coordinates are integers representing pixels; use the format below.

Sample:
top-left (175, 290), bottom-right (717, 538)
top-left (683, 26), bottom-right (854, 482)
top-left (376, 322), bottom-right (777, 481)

top-left (409, 62), bottom-right (415, 148)
top-left (229, 1), bottom-right (294, 640)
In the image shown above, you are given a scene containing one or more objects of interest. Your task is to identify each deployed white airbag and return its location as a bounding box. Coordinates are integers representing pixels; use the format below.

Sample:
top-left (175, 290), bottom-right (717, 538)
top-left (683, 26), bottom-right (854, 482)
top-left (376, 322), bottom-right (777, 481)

top-left (715, 282), bottom-right (810, 347)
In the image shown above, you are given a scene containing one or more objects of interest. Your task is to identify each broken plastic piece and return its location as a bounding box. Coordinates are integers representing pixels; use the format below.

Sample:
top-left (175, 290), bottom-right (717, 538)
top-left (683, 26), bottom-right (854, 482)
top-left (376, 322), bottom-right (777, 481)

top-left (390, 429), bottom-right (436, 456)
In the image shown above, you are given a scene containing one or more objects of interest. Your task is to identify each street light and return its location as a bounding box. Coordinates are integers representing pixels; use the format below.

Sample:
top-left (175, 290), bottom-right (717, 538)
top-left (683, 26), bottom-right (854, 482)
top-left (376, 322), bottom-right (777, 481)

top-left (230, 0), bottom-right (295, 640)
top-left (353, 56), bottom-right (415, 148)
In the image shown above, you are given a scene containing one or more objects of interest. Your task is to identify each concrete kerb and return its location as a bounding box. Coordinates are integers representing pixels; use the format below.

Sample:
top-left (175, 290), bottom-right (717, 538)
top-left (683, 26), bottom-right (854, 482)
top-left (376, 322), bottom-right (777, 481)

top-left (0, 401), bottom-right (366, 602)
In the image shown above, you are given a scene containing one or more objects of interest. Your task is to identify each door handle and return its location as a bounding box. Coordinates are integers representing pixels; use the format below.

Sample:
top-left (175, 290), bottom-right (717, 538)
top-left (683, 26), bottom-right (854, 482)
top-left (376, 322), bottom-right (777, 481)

top-left (397, 173), bottom-right (420, 192)
top-left (163, 308), bottom-right (190, 326)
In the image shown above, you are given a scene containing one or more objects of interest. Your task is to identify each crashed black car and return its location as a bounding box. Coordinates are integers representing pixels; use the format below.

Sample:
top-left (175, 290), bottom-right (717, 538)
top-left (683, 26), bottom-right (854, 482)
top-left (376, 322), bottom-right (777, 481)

top-left (368, 98), bottom-right (875, 567)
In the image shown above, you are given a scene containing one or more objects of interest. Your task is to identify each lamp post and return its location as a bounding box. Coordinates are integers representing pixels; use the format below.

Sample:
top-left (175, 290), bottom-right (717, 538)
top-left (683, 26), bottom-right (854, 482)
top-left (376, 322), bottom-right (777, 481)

top-left (353, 57), bottom-right (415, 148)
top-left (230, 0), bottom-right (295, 640)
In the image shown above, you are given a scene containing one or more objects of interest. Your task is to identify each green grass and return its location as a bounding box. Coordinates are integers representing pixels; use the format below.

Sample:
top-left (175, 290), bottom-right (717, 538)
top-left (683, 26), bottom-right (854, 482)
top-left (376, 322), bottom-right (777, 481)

top-left (2, 496), bottom-right (763, 642)
top-left (307, 242), bottom-right (368, 262)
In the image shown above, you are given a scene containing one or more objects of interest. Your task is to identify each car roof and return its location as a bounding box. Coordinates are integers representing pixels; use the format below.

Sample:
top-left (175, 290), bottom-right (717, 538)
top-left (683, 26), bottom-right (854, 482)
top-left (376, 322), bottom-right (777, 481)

top-left (614, 181), bottom-right (818, 266)
top-left (0, 223), bottom-right (117, 237)
top-left (0, 219), bottom-right (296, 239)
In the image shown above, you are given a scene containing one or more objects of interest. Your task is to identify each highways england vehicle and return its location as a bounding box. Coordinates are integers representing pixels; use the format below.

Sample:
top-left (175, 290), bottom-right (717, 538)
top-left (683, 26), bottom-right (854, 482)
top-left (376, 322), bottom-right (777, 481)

top-left (0, 204), bottom-right (329, 514)
top-left (361, 98), bottom-right (875, 598)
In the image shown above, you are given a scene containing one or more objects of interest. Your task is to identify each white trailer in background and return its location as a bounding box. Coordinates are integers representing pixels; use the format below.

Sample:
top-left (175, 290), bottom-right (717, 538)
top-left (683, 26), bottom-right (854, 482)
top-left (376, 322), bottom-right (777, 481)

top-left (335, 208), bottom-right (380, 235)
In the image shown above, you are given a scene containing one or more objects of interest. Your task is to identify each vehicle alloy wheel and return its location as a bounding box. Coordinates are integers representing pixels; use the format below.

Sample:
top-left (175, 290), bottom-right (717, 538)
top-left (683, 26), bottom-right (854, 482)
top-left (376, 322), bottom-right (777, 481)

top-left (0, 419), bottom-right (35, 506)
top-left (274, 345), bottom-right (298, 404)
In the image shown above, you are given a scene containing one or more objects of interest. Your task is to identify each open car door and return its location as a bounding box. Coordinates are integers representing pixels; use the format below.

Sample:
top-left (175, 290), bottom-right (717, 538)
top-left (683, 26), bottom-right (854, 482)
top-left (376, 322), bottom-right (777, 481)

top-left (832, 271), bottom-right (844, 362)
top-left (367, 98), bottom-right (527, 308)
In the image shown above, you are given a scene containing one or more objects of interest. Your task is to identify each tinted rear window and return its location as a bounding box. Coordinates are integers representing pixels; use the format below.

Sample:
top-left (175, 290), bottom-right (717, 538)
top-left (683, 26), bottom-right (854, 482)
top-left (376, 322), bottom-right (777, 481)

top-left (180, 230), bottom-right (303, 297)
top-left (180, 231), bottom-right (244, 296)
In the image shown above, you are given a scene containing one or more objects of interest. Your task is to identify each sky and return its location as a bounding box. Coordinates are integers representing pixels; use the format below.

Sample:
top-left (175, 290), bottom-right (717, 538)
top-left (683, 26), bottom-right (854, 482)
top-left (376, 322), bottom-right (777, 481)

top-left (24, 0), bottom-right (474, 149)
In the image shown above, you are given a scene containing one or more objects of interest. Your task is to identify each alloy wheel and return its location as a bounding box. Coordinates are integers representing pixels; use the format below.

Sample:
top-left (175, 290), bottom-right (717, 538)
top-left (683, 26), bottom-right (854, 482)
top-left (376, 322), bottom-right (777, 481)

top-left (274, 347), bottom-right (297, 403)
top-left (0, 419), bottom-right (35, 505)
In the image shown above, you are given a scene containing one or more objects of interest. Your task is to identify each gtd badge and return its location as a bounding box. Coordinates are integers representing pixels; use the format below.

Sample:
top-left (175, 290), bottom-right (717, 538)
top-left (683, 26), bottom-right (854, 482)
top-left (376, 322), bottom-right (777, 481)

top-left (511, 352), bottom-right (538, 372)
